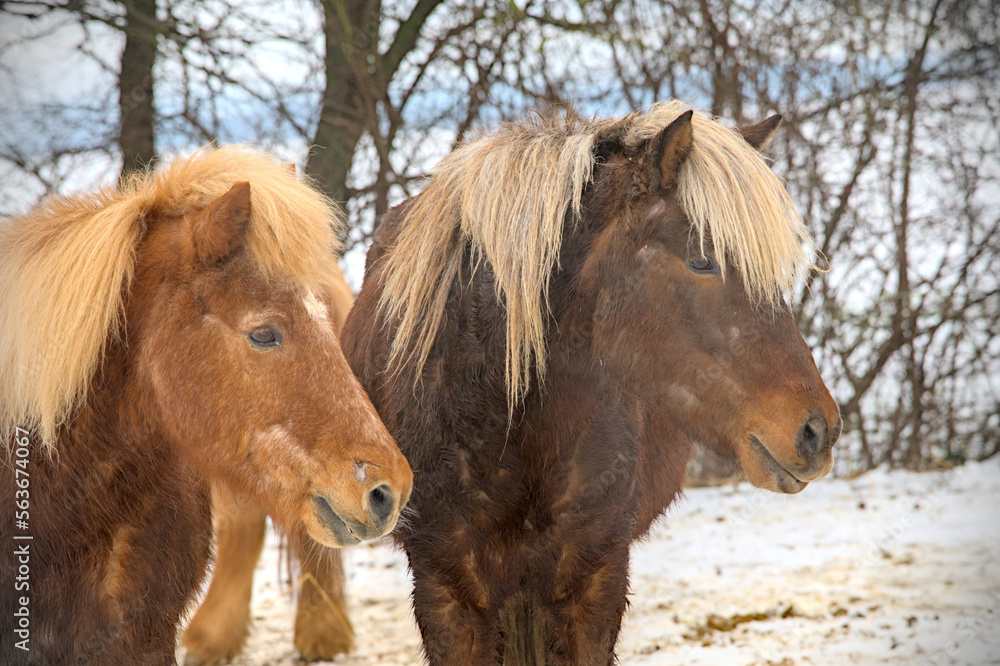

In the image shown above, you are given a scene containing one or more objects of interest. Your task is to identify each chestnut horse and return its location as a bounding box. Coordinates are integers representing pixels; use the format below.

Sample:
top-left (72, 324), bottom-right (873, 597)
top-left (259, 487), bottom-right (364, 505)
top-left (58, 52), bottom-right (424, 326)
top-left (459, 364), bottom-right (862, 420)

top-left (341, 102), bottom-right (841, 664)
top-left (183, 267), bottom-right (358, 663)
top-left (0, 148), bottom-right (411, 664)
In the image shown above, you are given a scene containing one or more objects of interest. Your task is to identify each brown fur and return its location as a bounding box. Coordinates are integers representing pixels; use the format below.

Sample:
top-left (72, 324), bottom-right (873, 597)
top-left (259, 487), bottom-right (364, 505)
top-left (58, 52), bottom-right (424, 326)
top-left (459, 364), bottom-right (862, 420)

top-left (0, 149), bottom-right (411, 664)
top-left (184, 265), bottom-right (357, 664)
top-left (341, 105), bottom-right (841, 664)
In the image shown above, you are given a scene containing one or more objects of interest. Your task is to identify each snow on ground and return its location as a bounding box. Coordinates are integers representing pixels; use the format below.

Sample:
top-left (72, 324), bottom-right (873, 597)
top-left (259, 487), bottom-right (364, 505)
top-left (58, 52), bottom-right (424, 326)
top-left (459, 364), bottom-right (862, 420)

top-left (180, 457), bottom-right (1000, 665)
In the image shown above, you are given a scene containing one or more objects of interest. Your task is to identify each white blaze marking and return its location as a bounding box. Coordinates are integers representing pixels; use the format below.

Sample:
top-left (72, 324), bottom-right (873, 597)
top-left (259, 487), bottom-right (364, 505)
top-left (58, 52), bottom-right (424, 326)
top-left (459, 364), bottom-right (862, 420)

top-left (303, 291), bottom-right (331, 327)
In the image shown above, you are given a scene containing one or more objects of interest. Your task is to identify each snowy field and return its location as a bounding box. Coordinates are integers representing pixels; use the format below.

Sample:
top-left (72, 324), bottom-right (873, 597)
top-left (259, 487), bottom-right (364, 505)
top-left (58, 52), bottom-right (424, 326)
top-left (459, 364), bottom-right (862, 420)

top-left (180, 457), bottom-right (1000, 665)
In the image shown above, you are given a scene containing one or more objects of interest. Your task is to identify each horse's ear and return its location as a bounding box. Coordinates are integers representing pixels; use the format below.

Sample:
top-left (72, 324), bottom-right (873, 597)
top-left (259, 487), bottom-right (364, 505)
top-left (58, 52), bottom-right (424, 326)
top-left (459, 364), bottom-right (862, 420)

top-left (739, 114), bottom-right (782, 151)
top-left (283, 162), bottom-right (297, 176)
top-left (192, 181), bottom-right (252, 265)
top-left (655, 110), bottom-right (694, 190)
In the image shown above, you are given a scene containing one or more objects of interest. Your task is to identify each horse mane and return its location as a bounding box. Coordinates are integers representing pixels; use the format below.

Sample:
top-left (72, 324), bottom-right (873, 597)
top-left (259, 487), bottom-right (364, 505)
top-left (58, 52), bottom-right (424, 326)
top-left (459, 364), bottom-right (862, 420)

top-left (0, 146), bottom-right (344, 450)
top-left (379, 101), bottom-right (814, 405)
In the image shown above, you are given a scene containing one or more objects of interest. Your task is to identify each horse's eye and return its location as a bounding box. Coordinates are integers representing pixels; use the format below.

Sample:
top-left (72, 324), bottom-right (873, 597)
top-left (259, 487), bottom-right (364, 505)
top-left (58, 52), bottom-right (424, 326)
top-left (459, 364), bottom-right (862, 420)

top-left (688, 257), bottom-right (718, 275)
top-left (248, 326), bottom-right (282, 349)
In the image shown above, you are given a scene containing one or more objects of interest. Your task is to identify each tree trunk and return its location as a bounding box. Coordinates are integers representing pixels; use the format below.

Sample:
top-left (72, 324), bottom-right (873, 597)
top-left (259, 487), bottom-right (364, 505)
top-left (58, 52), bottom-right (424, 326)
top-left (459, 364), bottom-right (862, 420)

top-left (898, 0), bottom-right (943, 468)
top-left (308, 0), bottom-right (379, 207)
top-left (308, 0), bottom-right (442, 248)
top-left (118, 0), bottom-right (159, 178)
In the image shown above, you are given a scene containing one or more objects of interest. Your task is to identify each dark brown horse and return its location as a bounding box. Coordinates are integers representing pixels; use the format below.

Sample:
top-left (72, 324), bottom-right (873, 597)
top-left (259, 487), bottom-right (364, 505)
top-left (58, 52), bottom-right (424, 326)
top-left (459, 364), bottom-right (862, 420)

top-left (341, 102), bottom-right (841, 664)
top-left (0, 148), bottom-right (411, 664)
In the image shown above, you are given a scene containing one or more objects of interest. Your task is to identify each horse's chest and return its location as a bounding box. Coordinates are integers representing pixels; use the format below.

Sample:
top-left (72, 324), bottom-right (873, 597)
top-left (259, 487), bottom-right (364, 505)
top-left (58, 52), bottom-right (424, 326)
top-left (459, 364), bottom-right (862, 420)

top-left (18, 442), bottom-right (212, 660)
top-left (414, 414), bottom-right (641, 540)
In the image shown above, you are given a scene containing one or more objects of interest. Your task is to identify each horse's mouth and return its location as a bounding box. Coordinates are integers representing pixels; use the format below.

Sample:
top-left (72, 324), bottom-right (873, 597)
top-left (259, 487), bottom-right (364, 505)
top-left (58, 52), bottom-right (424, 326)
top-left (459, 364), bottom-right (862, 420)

top-left (749, 436), bottom-right (808, 494)
top-left (311, 494), bottom-right (376, 547)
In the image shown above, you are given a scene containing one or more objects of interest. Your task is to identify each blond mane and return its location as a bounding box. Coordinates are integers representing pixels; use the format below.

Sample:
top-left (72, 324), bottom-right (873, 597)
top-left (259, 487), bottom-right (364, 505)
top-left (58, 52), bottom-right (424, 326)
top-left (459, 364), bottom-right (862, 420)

top-left (0, 146), bottom-right (343, 450)
top-left (380, 101), bottom-right (814, 405)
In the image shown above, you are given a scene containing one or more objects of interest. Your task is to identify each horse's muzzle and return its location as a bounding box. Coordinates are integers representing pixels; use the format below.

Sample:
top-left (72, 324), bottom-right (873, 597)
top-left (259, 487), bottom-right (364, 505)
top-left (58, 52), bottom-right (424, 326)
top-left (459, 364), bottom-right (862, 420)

top-left (311, 491), bottom-right (397, 547)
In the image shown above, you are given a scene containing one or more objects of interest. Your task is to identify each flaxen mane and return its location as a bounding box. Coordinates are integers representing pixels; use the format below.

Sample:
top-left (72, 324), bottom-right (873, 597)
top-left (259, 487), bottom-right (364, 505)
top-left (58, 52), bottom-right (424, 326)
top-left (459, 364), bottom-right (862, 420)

top-left (380, 101), bottom-right (814, 404)
top-left (0, 147), bottom-right (343, 450)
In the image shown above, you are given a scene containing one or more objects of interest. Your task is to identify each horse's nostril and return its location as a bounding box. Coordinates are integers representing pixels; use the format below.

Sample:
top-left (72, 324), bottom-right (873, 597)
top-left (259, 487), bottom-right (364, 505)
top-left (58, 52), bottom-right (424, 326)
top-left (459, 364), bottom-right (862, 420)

top-left (803, 423), bottom-right (817, 446)
top-left (367, 484), bottom-right (395, 529)
top-left (795, 415), bottom-right (829, 459)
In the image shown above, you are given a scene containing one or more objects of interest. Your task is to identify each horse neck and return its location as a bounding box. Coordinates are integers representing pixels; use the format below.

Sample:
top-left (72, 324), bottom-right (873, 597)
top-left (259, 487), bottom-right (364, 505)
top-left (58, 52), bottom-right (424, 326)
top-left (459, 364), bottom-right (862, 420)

top-left (57, 333), bottom-right (163, 460)
top-left (456, 221), bottom-right (625, 452)
top-left (458, 251), bottom-right (645, 534)
top-left (526, 278), bottom-right (638, 449)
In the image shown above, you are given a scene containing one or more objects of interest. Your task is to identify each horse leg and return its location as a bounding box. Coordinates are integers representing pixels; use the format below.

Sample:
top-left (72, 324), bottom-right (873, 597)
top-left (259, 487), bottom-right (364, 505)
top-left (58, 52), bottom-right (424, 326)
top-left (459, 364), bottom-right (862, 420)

top-left (293, 533), bottom-right (354, 659)
top-left (410, 566), bottom-right (497, 666)
top-left (182, 484), bottom-right (266, 665)
top-left (492, 543), bottom-right (630, 665)
top-left (545, 546), bottom-right (631, 666)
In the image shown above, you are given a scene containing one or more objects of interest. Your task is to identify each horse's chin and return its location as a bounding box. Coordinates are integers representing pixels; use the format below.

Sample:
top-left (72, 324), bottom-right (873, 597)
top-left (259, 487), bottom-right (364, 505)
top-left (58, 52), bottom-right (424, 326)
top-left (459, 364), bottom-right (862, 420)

top-left (737, 436), bottom-right (810, 494)
top-left (301, 493), bottom-right (389, 548)
top-left (299, 496), bottom-right (349, 548)
top-left (302, 523), bottom-right (354, 549)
